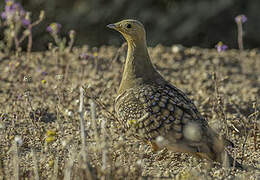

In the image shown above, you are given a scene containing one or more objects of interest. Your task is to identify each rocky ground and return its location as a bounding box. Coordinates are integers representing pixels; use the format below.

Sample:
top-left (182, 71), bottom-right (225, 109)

top-left (0, 45), bottom-right (259, 179)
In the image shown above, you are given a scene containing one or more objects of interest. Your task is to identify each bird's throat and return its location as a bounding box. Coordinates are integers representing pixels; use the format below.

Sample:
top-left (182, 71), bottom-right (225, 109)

top-left (117, 40), bottom-right (159, 94)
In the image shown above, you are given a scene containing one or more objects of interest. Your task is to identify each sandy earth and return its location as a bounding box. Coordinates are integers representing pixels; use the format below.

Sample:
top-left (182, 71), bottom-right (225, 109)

top-left (0, 45), bottom-right (259, 179)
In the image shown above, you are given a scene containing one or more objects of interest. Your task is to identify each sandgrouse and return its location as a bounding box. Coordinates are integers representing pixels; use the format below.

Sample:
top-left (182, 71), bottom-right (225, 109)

top-left (107, 19), bottom-right (243, 169)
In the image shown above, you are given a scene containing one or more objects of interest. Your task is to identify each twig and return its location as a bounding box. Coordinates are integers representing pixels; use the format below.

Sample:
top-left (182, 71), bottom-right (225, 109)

top-left (101, 119), bottom-right (109, 177)
top-left (18, 31), bottom-right (28, 45)
top-left (235, 15), bottom-right (247, 51)
top-left (67, 30), bottom-right (76, 52)
top-left (90, 99), bottom-right (99, 143)
top-left (212, 71), bottom-right (229, 137)
top-left (241, 121), bottom-right (251, 166)
top-left (51, 157), bottom-right (59, 180)
top-left (252, 100), bottom-right (259, 151)
top-left (82, 86), bottom-right (120, 124)
top-left (0, 157), bottom-right (5, 179)
top-left (236, 22), bottom-right (244, 50)
top-left (79, 86), bottom-right (86, 150)
top-left (27, 24), bottom-right (32, 53)
top-left (79, 86), bottom-right (93, 180)
top-left (112, 42), bottom-right (127, 63)
top-left (31, 149), bottom-right (40, 180)
top-left (27, 10), bottom-right (45, 53)
top-left (14, 32), bottom-right (20, 52)
top-left (64, 147), bottom-right (76, 180)
top-left (12, 141), bottom-right (19, 180)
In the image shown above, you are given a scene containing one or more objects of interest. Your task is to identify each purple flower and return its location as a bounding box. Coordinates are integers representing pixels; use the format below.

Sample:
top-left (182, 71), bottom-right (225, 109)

top-left (215, 41), bottom-right (228, 53)
top-left (41, 71), bottom-right (48, 76)
top-left (46, 23), bottom-right (61, 34)
top-left (1, 0), bottom-right (26, 21)
top-left (5, 0), bottom-right (14, 8)
top-left (22, 18), bottom-right (30, 26)
top-left (235, 14), bottom-right (247, 24)
top-left (1, 12), bottom-right (7, 19)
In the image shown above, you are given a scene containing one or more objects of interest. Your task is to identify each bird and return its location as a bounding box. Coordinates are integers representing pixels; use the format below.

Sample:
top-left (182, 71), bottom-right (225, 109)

top-left (107, 19), bottom-right (244, 169)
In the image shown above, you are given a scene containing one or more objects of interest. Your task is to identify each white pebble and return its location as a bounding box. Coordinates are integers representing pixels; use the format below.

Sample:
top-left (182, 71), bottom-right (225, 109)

top-left (14, 136), bottom-right (23, 146)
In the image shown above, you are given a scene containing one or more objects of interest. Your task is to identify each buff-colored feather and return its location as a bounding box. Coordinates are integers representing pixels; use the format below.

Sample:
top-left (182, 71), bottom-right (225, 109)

top-left (108, 19), bottom-right (246, 170)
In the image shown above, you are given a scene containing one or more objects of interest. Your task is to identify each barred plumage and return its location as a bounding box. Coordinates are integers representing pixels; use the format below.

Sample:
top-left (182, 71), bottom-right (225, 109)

top-left (108, 19), bottom-right (245, 169)
top-left (115, 84), bottom-right (206, 141)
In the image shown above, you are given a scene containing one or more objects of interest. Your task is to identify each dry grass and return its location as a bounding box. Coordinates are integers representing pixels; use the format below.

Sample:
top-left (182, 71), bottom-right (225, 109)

top-left (0, 45), bottom-right (259, 179)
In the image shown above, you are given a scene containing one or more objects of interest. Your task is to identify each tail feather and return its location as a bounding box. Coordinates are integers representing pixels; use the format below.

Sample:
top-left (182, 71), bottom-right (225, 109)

top-left (217, 150), bottom-right (260, 171)
top-left (217, 150), bottom-right (244, 169)
top-left (195, 150), bottom-right (244, 170)
top-left (204, 128), bottom-right (245, 170)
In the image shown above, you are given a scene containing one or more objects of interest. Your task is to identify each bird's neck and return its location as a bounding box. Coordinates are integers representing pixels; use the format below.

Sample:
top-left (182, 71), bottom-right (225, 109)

top-left (118, 39), bottom-right (160, 94)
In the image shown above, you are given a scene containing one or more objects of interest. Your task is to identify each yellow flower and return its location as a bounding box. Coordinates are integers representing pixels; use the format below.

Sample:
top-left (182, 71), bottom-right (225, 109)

top-left (93, 52), bottom-right (98, 57)
top-left (41, 79), bottom-right (46, 84)
top-left (46, 136), bottom-right (56, 144)
top-left (9, 135), bottom-right (14, 140)
top-left (128, 119), bottom-right (137, 125)
top-left (48, 160), bottom-right (54, 167)
top-left (47, 23), bottom-right (61, 34)
top-left (6, 1), bottom-right (14, 7)
top-left (46, 130), bottom-right (56, 136)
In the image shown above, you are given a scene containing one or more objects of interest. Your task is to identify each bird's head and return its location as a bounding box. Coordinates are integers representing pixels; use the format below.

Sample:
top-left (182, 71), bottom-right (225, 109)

top-left (107, 19), bottom-right (146, 43)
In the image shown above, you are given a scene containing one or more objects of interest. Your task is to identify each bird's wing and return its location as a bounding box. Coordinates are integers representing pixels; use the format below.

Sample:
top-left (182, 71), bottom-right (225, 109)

top-left (115, 83), bottom-right (224, 155)
top-left (159, 84), bottom-right (216, 150)
top-left (115, 84), bottom-right (203, 134)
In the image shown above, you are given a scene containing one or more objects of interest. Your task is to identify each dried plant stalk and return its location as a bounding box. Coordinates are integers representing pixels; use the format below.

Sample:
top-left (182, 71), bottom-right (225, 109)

top-left (31, 149), bottom-right (40, 180)
top-left (90, 99), bottom-right (99, 142)
top-left (12, 141), bottom-right (19, 180)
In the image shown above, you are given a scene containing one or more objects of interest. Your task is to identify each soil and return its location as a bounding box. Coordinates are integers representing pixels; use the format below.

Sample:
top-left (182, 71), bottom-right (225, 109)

top-left (0, 45), bottom-right (259, 179)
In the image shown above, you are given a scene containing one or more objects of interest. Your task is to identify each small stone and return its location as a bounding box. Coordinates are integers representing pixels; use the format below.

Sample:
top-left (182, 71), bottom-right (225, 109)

top-left (171, 44), bottom-right (184, 53)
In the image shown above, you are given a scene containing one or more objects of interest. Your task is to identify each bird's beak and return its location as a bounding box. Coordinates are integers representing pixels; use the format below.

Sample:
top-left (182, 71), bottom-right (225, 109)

top-left (107, 23), bottom-right (116, 30)
top-left (107, 22), bottom-right (124, 33)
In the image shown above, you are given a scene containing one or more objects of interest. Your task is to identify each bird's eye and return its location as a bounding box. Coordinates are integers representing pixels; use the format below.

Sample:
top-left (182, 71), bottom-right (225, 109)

top-left (126, 24), bottom-right (131, 28)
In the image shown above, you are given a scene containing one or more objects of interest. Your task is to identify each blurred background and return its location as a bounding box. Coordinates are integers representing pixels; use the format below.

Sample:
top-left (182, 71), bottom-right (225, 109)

top-left (0, 0), bottom-right (259, 51)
